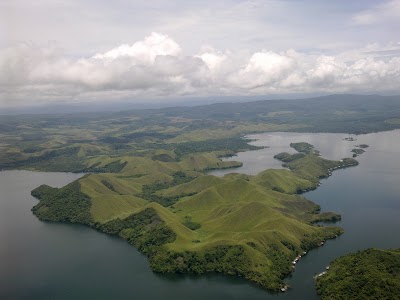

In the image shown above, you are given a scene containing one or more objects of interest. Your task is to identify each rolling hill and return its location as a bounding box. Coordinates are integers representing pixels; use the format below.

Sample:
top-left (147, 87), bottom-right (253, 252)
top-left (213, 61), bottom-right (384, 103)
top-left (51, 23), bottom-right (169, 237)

top-left (31, 143), bottom-right (356, 291)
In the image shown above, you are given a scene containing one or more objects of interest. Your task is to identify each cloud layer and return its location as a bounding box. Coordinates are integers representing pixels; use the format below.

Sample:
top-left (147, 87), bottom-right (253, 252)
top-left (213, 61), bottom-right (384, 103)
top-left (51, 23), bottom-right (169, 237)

top-left (352, 0), bottom-right (400, 25)
top-left (1, 32), bottom-right (400, 106)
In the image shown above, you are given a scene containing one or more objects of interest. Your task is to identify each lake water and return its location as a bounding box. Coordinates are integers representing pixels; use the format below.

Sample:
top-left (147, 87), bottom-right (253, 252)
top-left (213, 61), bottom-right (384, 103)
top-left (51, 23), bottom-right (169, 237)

top-left (2, 130), bottom-right (400, 299)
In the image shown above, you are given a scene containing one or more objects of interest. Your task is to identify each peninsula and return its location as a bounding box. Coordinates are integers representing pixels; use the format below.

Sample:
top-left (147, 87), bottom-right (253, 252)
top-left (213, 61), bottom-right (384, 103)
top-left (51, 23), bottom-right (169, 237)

top-left (31, 142), bottom-right (357, 291)
top-left (1, 94), bottom-right (399, 293)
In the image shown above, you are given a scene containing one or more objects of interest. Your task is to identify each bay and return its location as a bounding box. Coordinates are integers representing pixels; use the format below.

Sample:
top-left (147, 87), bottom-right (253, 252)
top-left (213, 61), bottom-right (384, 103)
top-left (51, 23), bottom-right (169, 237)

top-left (2, 130), bottom-right (400, 299)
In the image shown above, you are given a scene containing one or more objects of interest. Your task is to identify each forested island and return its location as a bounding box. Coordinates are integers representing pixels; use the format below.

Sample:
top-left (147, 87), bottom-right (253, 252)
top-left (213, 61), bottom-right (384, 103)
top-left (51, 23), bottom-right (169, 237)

top-left (316, 248), bottom-right (400, 299)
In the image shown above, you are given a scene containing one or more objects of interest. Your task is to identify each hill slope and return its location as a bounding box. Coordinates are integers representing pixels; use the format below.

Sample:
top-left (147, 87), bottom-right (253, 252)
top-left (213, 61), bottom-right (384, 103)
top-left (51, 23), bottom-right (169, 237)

top-left (31, 143), bottom-right (355, 291)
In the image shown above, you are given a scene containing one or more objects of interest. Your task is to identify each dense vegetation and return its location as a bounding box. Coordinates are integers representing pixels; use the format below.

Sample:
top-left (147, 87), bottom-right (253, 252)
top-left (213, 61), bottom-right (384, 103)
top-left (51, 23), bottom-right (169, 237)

top-left (316, 248), bottom-right (400, 300)
top-left (31, 180), bottom-right (91, 224)
top-left (138, 171), bottom-right (196, 206)
top-left (168, 137), bottom-right (263, 158)
top-left (274, 152), bottom-right (306, 163)
top-left (99, 208), bottom-right (176, 254)
top-left (290, 142), bottom-right (318, 154)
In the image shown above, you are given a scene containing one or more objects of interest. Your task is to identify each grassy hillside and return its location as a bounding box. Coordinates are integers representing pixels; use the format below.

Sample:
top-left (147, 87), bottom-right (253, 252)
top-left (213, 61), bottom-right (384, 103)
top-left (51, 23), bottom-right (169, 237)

top-left (253, 169), bottom-right (315, 194)
top-left (31, 143), bottom-right (353, 291)
top-left (316, 248), bottom-right (400, 300)
top-left (274, 141), bottom-right (360, 181)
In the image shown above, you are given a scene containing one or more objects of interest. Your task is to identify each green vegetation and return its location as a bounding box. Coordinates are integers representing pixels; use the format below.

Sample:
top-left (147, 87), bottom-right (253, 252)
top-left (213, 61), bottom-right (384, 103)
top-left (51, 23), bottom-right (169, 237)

top-left (253, 169), bottom-right (315, 194)
top-left (30, 142), bottom-right (352, 291)
top-left (316, 248), bottom-right (400, 300)
top-left (290, 142), bottom-right (319, 155)
top-left (99, 208), bottom-right (176, 254)
top-left (31, 180), bottom-right (91, 224)
top-left (275, 151), bottom-right (358, 182)
top-left (351, 148), bottom-right (366, 157)
top-left (274, 152), bottom-right (306, 163)
top-left (6, 94), bottom-right (398, 292)
top-left (15, 146), bottom-right (88, 172)
top-left (138, 171), bottom-right (196, 206)
top-left (310, 212), bottom-right (341, 223)
top-left (1, 94), bottom-right (400, 172)
top-left (169, 137), bottom-right (263, 158)
top-left (85, 160), bottom-right (128, 173)
top-left (182, 216), bottom-right (201, 230)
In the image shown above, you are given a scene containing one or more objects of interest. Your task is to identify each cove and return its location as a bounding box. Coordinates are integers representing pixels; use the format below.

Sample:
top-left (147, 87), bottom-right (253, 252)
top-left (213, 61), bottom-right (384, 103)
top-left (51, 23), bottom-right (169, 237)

top-left (209, 130), bottom-right (400, 299)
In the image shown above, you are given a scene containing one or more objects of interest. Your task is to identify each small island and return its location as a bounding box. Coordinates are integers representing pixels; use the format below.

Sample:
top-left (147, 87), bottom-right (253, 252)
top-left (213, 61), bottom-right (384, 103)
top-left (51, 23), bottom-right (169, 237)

top-left (355, 144), bottom-right (369, 149)
top-left (289, 142), bottom-right (320, 155)
top-left (316, 248), bottom-right (400, 300)
top-left (343, 137), bottom-right (357, 141)
top-left (351, 148), bottom-right (366, 157)
top-left (351, 144), bottom-right (369, 157)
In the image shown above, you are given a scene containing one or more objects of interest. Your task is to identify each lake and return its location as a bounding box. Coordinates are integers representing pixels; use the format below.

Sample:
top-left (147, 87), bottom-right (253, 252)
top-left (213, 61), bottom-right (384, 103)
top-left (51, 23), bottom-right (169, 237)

top-left (2, 130), bottom-right (400, 299)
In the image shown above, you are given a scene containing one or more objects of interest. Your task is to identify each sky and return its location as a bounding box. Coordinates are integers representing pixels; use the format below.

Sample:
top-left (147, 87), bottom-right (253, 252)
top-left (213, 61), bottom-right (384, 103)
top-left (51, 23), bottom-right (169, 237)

top-left (1, 0), bottom-right (400, 107)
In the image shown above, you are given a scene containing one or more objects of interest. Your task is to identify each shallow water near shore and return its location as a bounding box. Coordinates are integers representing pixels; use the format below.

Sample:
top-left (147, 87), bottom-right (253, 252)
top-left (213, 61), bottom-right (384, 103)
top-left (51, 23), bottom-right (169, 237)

top-left (1, 130), bottom-right (400, 299)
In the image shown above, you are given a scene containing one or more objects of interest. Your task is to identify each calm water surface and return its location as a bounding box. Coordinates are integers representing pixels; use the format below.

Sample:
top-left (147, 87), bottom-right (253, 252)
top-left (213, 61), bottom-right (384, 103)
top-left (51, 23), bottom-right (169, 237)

top-left (1, 130), bottom-right (400, 299)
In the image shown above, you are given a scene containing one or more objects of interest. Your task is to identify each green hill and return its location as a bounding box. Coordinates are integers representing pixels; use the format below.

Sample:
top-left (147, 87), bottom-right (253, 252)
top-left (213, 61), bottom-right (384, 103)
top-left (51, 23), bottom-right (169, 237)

top-left (253, 169), bottom-right (316, 194)
top-left (31, 143), bottom-right (354, 291)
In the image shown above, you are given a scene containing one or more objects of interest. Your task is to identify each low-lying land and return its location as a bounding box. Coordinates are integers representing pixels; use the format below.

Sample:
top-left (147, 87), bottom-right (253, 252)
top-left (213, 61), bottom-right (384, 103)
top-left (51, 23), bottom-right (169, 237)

top-left (351, 144), bottom-right (369, 157)
top-left (351, 148), bottom-right (366, 157)
top-left (316, 248), bottom-right (400, 299)
top-left (355, 144), bottom-right (369, 149)
top-left (31, 143), bottom-right (357, 291)
top-left (1, 94), bottom-right (400, 173)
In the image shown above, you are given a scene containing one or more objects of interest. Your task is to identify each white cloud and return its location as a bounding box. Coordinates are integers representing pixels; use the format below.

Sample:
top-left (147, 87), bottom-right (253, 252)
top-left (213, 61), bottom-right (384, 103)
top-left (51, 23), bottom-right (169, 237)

top-left (230, 51), bottom-right (297, 89)
top-left (196, 47), bottom-right (228, 72)
top-left (1, 33), bottom-right (400, 106)
top-left (93, 32), bottom-right (182, 62)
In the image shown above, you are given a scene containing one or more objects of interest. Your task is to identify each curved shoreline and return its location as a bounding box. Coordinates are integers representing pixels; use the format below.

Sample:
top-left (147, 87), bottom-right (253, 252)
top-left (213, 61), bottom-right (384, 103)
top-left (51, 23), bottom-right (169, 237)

top-left (29, 142), bottom-right (356, 292)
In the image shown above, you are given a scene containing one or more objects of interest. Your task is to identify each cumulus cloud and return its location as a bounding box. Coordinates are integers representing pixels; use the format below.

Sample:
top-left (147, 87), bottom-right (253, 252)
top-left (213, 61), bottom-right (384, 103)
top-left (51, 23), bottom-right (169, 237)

top-left (228, 50), bottom-right (298, 90)
top-left (93, 32), bottom-right (182, 62)
top-left (1, 32), bottom-right (400, 106)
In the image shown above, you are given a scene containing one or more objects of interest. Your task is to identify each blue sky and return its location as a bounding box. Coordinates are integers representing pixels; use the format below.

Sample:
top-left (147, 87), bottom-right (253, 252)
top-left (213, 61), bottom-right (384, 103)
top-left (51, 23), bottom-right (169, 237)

top-left (1, 0), bottom-right (399, 106)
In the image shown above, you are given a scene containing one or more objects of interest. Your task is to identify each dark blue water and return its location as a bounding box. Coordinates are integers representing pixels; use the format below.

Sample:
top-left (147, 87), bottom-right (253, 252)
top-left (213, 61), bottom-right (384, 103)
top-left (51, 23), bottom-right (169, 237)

top-left (1, 130), bottom-right (400, 299)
